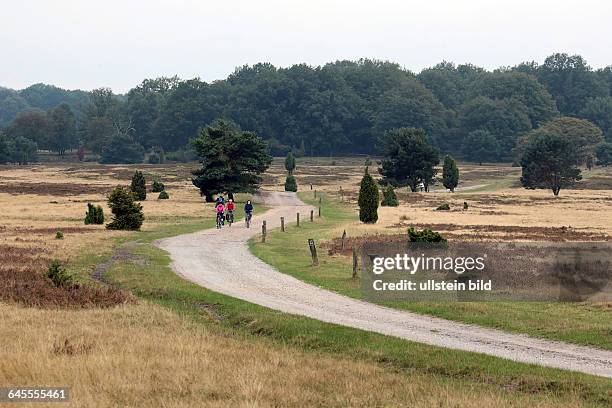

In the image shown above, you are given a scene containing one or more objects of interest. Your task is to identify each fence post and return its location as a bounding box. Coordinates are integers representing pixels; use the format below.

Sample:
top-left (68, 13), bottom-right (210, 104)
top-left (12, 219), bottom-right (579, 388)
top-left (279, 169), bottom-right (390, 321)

top-left (352, 247), bottom-right (358, 278)
top-left (310, 183), bottom-right (313, 190)
top-left (297, 212), bottom-right (300, 227)
top-left (310, 210), bottom-right (314, 222)
top-left (341, 230), bottom-right (347, 251)
top-left (318, 206), bottom-right (321, 217)
top-left (308, 239), bottom-right (319, 266)
top-left (262, 220), bottom-right (267, 243)
top-left (281, 217), bottom-right (285, 232)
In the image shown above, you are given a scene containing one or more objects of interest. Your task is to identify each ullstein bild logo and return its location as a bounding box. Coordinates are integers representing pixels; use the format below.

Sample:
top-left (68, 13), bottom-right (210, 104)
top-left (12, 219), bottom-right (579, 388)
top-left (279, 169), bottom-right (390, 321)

top-left (360, 242), bottom-right (612, 302)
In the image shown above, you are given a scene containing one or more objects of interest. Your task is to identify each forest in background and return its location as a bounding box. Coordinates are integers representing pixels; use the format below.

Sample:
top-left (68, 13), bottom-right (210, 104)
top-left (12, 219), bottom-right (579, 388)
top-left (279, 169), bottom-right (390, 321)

top-left (1, 53), bottom-right (611, 163)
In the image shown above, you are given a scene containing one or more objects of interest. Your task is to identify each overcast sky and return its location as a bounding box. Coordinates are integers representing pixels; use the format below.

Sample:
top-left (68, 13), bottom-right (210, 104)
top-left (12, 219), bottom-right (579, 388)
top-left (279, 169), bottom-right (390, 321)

top-left (2, 0), bottom-right (611, 93)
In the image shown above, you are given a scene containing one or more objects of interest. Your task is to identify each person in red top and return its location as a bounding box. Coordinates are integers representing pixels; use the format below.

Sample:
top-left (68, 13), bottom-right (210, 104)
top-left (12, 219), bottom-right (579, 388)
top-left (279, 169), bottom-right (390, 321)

top-left (226, 199), bottom-right (235, 225)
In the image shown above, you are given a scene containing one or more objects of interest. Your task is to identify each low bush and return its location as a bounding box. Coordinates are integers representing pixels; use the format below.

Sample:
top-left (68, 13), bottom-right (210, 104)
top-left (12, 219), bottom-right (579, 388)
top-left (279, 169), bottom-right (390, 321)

top-left (463, 201), bottom-right (469, 210)
top-left (158, 191), bottom-right (169, 199)
top-left (152, 180), bottom-right (165, 192)
top-left (435, 203), bottom-right (451, 211)
top-left (84, 203), bottom-right (105, 225)
top-left (55, 231), bottom-right (64, 240)
top-left (284, 175), bottom-right (298, 192)
top-left (381, 185), bottom-right (398, 206)
top-left (46, 260), bottom-right (72, 287)
top-left (408, 227), bottom-right (446, 243)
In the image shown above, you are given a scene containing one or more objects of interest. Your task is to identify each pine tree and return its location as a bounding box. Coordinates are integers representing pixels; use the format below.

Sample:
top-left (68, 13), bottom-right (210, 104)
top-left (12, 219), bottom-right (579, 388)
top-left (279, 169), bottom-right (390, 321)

top-left (358, 169), bottom-right (379, 223)
top-left (285, 151), bottom-right (296, 175)
top-left (130, 170), bottom-right (147, 200)
top-left (442, 155), bottom-right (459, 192)
top-left (106, 186), bottom-right (144, 230)
top-left (381, 185), bottom-right (398, 206)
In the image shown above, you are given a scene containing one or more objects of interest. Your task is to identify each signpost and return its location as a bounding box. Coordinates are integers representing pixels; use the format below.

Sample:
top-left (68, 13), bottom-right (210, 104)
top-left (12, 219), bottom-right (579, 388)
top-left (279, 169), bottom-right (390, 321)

top-left (308, 239), bottom-right (319, 266)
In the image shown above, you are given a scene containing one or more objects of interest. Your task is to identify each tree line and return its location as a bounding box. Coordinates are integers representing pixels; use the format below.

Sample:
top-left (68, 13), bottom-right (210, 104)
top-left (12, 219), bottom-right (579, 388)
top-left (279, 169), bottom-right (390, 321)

top-left (1, 53), bottom-right (611, 164)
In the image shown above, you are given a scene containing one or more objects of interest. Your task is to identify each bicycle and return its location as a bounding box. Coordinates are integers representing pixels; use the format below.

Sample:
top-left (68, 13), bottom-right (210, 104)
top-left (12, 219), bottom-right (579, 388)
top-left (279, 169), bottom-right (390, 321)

top-left (216, 212), bottom-right (224, 229)
top-left (226, 210), bottom-right (234, 226)
top-left (245, 211), bottom-right (253, 228)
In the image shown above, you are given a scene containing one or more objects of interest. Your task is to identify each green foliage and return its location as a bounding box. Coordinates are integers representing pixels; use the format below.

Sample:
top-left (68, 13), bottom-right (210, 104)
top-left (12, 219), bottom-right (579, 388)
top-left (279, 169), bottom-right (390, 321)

top-left (381, 185), bottom-right (398, 207)
top-left (130, 171), bottom-right (147, 200)
top-left (99, 133), bottom-right (145, 164)
top-left (463, 201), bottom-right (469, 210)
top-left (284, 175), bottom-right (298, 192)
top-left (106, 186), bottom-right (144, 230)
top-left (535, 117), bottom-right (604, 164)
top-left (435, 203), bottom-right (451, 211)
top-left (408, 227), bottom-right (446, 243)
top-left (442, 155), bottom-right (459, 192)
top-left (358, 169), bottom-right (379, 223)
top-left (158, 191), bottom-right (170, 199)
top-left (595, 142), bottom-right (612, 166)
top-left (84, 203), bottom-right (105, 225)
top-left (580, 97), bottom-right (612, 140)
top-left (192, 120), bottom-right (272, 202)
top-left (378, 127), bottom-right (440, 192)
top-left (520, 131), bottom-right (582, 196)
top-left (46, 260), bottom-right (73, 287)
top-left (284, 151), bottom-right (296, 175)
top-left (364, 157), bottom-right (372, 166)
top-left (47, 102), bottom-right (77, 155)
top-left (462, 130), bottom-right (500, 164)
top-left (151, 180), bottom-right (165, 192)
top-left (148, 153), bottom-right (160, 164)
top-left (55, 231), bottom-right (64, 240)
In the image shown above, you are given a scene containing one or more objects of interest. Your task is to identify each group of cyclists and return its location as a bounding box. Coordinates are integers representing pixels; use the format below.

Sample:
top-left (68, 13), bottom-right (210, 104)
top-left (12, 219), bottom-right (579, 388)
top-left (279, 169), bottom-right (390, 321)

top-left (214, 196), bottom-right (254, 229)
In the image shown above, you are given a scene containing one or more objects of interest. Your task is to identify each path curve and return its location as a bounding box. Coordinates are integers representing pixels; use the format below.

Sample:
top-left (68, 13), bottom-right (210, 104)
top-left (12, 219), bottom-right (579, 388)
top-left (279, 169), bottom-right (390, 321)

top-left (157, 192), bottom-right (612, 378)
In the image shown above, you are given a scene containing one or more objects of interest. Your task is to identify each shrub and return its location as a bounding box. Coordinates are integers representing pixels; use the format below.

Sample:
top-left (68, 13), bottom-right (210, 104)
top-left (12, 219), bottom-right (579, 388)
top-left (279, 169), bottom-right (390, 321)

top-left (284, 175), bottom-right (298, 192)
top-left (84, 203), bottom-right (105, 225)
top-left (46, 260), bottom-right (73, 287)
top-left (152, 180), bottom-right (165, 192)
top-left (106, 186), bottom-right (144, 231)
top-left (463, 201), bottom-right (469, 210)
top-left (442, 155), bottom-right (459, 192)
top-left (358, 169), bottom-right (379, 223)
top-left (130, 170), bottom-right (147, 200)
top-left (435, 203), bottom-right (451, 211)
top-left (284, 151), bottom-right (296, 175)
top-left (55, 231), bottom-right (64, 240)
top-left (148, 153), bottom-right (160, 164)
top-left (364, 157), bottom-right (372, 166)
top-left (408, 227), bottom-right (446, 243)
top-left (158, 191), bottom-right (169, 199)
top-left (381, 185), bottom-right (398, 206)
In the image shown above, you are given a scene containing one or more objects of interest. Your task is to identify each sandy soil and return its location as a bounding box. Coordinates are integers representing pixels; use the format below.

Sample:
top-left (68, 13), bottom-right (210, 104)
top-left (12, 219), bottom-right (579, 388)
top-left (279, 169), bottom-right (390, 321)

top-left (157, 191), bottom-right (612, 378)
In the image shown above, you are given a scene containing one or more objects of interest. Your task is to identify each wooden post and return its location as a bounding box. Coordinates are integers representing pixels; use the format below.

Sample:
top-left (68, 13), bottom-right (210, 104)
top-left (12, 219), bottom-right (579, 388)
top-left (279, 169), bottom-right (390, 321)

top-left (297, 212), bottom-right (300, 227)
top-left (308, 239), bottom-right (319, 266)
top-left (314, 190), bottom-right (317, 198)
top-left (341, 230), bottom-right (347, 251)
top-left (280, 217), bottom-right (285, 232)
top-left (339, 186), bottom-right (343, 202)
top-left (262, 220), bottom-right (267, 243)
top-left (310, 183), bottom-right (313, 190)
top-left (318, 206), bottom-right (321, 217)
top-left (319, 196), bottom-right (322, 204)
top-left (352, 247), bottom-right (358, 278)
top-left (310, 210), bottom-right (314, 222)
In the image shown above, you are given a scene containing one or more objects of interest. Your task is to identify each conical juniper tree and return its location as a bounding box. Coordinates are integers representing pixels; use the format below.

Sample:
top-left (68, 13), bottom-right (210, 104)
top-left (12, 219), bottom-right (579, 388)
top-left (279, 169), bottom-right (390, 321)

top-left (358, 168), bottom-right (379, 223)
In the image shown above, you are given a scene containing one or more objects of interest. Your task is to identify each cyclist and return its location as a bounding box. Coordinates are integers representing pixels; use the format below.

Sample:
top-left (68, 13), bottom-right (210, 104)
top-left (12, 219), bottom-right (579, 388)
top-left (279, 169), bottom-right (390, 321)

top-left (226, 199), bottom-right (235, 226)
top-left (244, 200), bottom-right (253, 228)
top-left (215, 200), bottom-right (225, 229)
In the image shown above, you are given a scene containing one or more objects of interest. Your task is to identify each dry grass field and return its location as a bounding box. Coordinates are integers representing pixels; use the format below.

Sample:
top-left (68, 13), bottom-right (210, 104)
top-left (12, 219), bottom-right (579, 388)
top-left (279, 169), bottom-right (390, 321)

top-left (1, 159), bottom-right (611, 407)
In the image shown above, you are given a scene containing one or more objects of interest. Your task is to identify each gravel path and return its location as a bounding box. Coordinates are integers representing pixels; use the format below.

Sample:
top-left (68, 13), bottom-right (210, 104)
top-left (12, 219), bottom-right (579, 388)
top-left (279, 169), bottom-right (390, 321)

top-left (157, 191), bottom-right (612, 378)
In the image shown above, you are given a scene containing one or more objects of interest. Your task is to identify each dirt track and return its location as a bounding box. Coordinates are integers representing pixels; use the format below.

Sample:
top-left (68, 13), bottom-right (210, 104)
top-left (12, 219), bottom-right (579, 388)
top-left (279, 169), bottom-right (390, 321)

top-left (157, 191), bottom-right (612, 378)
